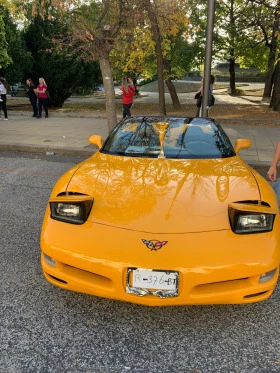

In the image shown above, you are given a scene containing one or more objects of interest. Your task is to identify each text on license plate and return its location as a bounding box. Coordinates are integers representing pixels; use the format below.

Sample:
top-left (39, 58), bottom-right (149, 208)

top-left (131, 269), bottom-right (178, 290)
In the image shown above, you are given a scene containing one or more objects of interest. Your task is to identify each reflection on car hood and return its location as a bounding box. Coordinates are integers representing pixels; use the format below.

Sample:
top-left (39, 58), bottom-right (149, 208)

top-left (67, 153), bottom-right (260, 233)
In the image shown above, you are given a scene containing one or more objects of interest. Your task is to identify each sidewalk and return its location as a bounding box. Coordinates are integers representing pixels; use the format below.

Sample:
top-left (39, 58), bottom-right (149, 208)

top-left (0, 110), bottom-right (279, 166)
top-left (0, 111), bottom-right (108, 157)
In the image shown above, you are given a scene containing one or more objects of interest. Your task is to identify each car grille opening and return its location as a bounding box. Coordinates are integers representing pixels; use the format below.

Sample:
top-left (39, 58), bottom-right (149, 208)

top-left (236, 200), bottom-right (270, 207)
top-left (63, 264), bottom-right (113, 290)
top-left (192, 278), bottom-right (250, 297)
top-left (244, 291), bottom-right (269, 299)
top-left (56, 192), bottom-right (88, 197)
top-left (47, 274), bottom-right (68, 284)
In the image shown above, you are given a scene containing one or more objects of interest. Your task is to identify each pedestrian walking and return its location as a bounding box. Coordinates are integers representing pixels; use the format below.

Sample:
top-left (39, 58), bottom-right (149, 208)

top-left (120, 76), bottom-right (135, 118)
top-left (35, 77), bottom-right (48, 118)
top-left (26, 79), bottom-right (38, 117)
top-left (0, 77), bottom-right (8, 120)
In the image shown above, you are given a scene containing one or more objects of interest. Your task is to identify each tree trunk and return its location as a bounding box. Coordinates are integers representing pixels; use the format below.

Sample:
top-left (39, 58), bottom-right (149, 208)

top-left (270, 55), bottom-right (280, 111)
top-left (144, 0), bottom-right (166, 115)
top-left (164, 58), bottom-right (181, 109)
top-left (165, 78), bottom-right (181, 109)
top-left (228, 0), bottom-right (236, 95)
top-left (263, 3), bottom-right (279, 101)
top-left (97, 45), bottom-right (117, 133)
top-left (229, 54), bottom-right (236, 95)
top-left (263, 46), bottom-right (276, 101)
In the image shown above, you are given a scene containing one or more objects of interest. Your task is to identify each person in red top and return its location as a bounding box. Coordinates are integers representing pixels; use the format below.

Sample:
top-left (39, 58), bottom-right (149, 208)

top-left (35, 77), bottom-right (48, 118)
top-left (120, 76), bottom-right (135, 118)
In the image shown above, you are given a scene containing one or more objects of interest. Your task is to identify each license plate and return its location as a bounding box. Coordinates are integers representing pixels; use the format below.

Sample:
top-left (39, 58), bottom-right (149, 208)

top-left (132, 269), bottom-right (178, 290)
top-left (126, 269), bottom-right (179, 298)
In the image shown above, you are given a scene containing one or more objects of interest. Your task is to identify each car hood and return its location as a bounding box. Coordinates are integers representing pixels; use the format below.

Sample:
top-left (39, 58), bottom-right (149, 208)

top-left (66, 153), bottom-right (260, 233)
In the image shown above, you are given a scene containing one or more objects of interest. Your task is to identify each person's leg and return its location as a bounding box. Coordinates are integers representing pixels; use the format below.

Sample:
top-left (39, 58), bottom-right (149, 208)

top-left (31, 99), bottom-right (38, 116)
top-left (34, 100), bottom-right (38, 116)
top-left (2, 96), bottom-right (8, 119)
top-left (38, 98), bottom-right (42, 117)
top-left (42, 99), bottom-right (48, 117)
top-left (125, 103), bottom-right (132, 117)
top-left (127, 103), bottom-right (132, 116)
top-left (123, 104), bottom-right (128, 118)
top-left (45, 100), bottom-right (48, 117)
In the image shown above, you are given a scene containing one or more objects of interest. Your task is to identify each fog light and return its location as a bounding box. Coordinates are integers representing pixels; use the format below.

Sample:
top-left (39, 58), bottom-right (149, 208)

top-left (259, 268), bottom-right (277, 283)
top-left (44, 253), bottom-right (56, 267)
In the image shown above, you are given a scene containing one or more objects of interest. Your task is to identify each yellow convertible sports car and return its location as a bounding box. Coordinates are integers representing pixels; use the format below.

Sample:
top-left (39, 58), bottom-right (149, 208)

top-left (41, 116), bottom-right (280, 306)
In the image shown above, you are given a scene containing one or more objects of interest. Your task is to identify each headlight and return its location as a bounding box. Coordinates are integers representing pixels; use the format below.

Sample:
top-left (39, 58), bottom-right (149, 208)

top-left (229, 205), bottom-right (275, 234)
top-left (50, 198), bottom-right (93, 224)
top-left (234, 213), bottom-right (274, 233)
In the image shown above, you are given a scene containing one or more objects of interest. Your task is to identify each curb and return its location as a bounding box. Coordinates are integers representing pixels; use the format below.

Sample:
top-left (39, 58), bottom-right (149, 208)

top-left (0, 142), bottom-right (271, 167)
top-left (0, 143), bottom-right (97, 157)
top-left (7, 111), bottom-right (108, 120)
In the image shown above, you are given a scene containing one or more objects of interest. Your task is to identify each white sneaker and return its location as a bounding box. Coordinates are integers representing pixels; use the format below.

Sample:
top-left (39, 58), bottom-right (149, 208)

top-left (3, 118), bottom-right (8, 121)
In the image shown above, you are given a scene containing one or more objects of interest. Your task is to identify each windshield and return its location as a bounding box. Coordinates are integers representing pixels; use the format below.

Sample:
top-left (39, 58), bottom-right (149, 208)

top-left (102, 117), bottom-right (235, 159)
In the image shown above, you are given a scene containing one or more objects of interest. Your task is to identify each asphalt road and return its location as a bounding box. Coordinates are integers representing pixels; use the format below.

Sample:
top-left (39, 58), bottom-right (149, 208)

top-left (1, 152), bottom-right (280, 373)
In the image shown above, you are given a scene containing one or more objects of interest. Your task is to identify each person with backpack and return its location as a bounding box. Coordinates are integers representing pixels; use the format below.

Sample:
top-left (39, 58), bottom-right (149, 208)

top-left (195, 74), bottom-right (215, 117)
top-left (120, 76), bottom-right (135, 118)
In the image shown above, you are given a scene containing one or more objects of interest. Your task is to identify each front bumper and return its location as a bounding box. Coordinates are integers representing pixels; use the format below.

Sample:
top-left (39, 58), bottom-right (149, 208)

top-left (41, 219), bottom-right (280, 306)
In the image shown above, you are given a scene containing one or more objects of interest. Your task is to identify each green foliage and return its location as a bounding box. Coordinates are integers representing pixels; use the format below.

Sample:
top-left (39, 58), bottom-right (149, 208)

top-left (0, 10), bottom-right (12, 70)
top-left (111, 1), bottom-right (194, 82)
top-left (166, 34), bottom-right (197, 78)
top-left (238, 44), bottom-right (269, 72)
top-left (184, 0), bottom-right (209, 68)
top-left (23, 15), bottom-right (102, 107)
top-left (186, 0), bottom-right (278, 75)
top-left (0, 4), bottom-right (33, 84)
top-left (137, 76), bottom-right (157, 86)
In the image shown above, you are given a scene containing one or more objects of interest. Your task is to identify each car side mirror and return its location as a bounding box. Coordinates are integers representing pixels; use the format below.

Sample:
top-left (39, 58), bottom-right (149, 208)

top-left (88, 135), bottom-right (103, 149)
top-left (234, 139), bottom-right (251, 153)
